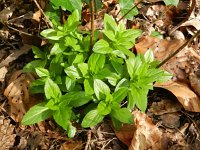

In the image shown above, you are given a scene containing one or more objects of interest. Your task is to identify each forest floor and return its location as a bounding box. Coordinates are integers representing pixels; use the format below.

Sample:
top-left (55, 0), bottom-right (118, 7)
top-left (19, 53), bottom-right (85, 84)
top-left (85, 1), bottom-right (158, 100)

top-left (0, 0), bottom-right (200, 149)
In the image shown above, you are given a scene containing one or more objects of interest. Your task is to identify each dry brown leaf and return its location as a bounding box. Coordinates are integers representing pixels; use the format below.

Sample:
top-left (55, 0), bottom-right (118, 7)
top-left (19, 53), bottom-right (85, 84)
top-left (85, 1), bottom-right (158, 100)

top-left (0, 116), bottom-right (16, 149)
top-left (149, 99), bottom-right (183, 115)
top-left (0, 67), bottom-right (8, 82)
top-left (4, 70), bottom-right (41, 122)
top-left (114, 124), bottom-right (136, 146)
top-left (60, 141), bottom-right (83, 150)
top-left (32, 10), bottom-right (42, 22)
top-left (159, 113), bottom-right (180, 128)
top-left (129, 110), bottom-right (162, 150)
top-left (189, 73), bottom-right (200, 97)
top-left (0, 4), bottom-right (15, 21)
top-left (0, 44), bottom-right (32, 68)
top-left (155, 81), bottom-right (200, 112)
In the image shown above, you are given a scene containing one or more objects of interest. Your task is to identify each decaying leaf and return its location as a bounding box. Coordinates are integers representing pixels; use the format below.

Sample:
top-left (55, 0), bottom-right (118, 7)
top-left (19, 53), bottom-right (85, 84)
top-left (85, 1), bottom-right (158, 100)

top-left (155, 81), bottom-right (200, 112)
top-left (149, 98), bottom-right (183, 115)
top-left (0, 67), bottom-right (8, 82)
top-left (129, 110), bottom-right (162, 150)
top-left (0, 4), bottom-right (15, 21)
top-left (0, 116), bottom-right (16, 149)
top-left (4, 70), bottom-right (41, 122)
top-left (114, 124), bottom-right (136, 146)
top-left (60, 140), bottom-right (83, 150)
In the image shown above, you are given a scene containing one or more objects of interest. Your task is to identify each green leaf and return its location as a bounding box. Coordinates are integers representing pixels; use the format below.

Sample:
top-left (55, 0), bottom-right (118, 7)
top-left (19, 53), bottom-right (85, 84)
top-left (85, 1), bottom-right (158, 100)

top-left (30, 78), bottom-right (46, 94)
top-left (65, 77), bottom-right (76, 91)
top-left (53, 107), bottom-right (72, 129)
top-left (97, 101), bottom-right (111, 115)
top-left (49, 54), bottom-right (63, 78)
top-left (65, 65), bottom-right (81, 79)
top-left (84, 79), bottom-right (94, 95)
top-left (46, 99), bottom-right (59, 110)
top-left (103, 30), bottom-right (116, 41)
top-left (50, 42), bottom-right (66, 55)
top-left (111, 108), bottom-right (133, 124)
top-left (22, 103), bottom-right (52, 125)
top-left (40, 29), bottom-right (62, 40)
top-left (144, 49), bottom-right (154, 63)
top-left (81, 109), bottom-right (104, 128)
top-left (88, 53), bottom-right (105, 74)
top-left (163, 0), bottom-right (179, 6)
top-left (113, 87), bottom-right (128, 103)
top-left (50, 0), bottom-right (82, 13)
top-left (93, 39), bottom-right (113, 54)
top-left (77, 63), bottom-right (89, 77)
top-left (44, 78), bottom-right (62, 100)
top-left (23, 60), bottom-right (46, 73)
top-left (127, 91), bottom-right (135, 110)
top-left (35, 67), bottom-right (50, 77)
top-left (104, 14), bottom-right (117, 33)
top-left (94, 79), bottom-right (110, 100)
top-left (130, 86), bottom-right (148, 112)
top-left (60, 91), bottom-right (92, 107)
top-left (118, 0), bottom-right (138, 20)
top-left (32, 46), bottom-right (45, 59)
top-left (114, 45), bottom-right (135, 57)
top-left (67, 123), bottom-right (76, 138)
top-left (65, 9), bottom-right (80, 32)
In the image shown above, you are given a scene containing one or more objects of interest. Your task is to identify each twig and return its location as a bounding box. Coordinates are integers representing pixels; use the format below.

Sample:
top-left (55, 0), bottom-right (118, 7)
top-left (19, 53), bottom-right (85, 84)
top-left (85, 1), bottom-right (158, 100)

top-left (85, 130), bottom-right (92, 150)
top-left (33, 0), bottom-right (52, 28)
top-left (157, 29), bottom-right (200, 68)
top-left (117, 1), bottom-right (142, 23)
top-left (89, 0), bottom-right (95, 52)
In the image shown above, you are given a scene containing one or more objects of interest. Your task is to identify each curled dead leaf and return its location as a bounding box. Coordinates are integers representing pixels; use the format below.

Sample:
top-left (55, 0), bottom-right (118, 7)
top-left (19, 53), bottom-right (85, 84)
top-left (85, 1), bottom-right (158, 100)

top-left (155, 81), bottom-right (200, 112)
top-left (0, 116), bottom-right (16, 149)
top-left (129, 110), bottom-right (162, 150)
top-left (4, 70), bottom-right (41, 122)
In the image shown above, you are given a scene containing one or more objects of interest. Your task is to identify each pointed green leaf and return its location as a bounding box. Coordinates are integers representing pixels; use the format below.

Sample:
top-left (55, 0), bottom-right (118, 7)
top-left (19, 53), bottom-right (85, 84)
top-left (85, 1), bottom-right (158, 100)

top-left (44, 78), bottom-right (62, 100)
top-left (22, 103), bottom-right (52, 125)
top-left (81, 109), bottom-right (104, 128)
top-left (35, 67), bottom-right (50, 77)
top-left (94, 79), bottom-right (110, 100)
top-left (53, 107), bottom-right (72, 129)
top-left (93, 39), bottom-right (113, 54)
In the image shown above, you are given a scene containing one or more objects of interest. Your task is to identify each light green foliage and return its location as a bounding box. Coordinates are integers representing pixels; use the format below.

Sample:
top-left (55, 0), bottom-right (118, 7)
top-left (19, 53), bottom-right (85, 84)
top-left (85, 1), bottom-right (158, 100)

top-left (22, 9), bottom-right (171, 137)
top-left (164, 0), bottom-right (179, 6)
top-left (118, 0), bottom-right (138, 20)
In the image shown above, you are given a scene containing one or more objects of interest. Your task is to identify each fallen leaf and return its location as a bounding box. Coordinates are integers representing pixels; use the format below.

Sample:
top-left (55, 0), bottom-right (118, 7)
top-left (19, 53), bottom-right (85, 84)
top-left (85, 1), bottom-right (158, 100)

top-left (129, 110), bottom-right (162, 150)
top-left (149, 98), bottom-right (183, 115)
top-left (0, 4), bottom-right (15, 21)
top-left (159, 113), bottom-right (180, 128)
top-left (0, 44), bottom-right (32, 68)
top-left (0, 67), bottom-right (8, 82)
top-left (60, 140), bottom-right (83, 150)
top-left (155, 81), bottom-right (200, 112)
top-left (114, 124), bottom-right (136, 146)
top-left (4, 70), bottom-right (41, 122)
top-left (0, 116), bottom-right (16, 149)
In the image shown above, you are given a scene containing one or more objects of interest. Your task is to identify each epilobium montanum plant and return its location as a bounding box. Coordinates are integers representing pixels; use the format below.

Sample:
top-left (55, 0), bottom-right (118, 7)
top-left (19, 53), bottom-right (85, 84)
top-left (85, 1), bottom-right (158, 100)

top-left (21, 10), bottom-right (172, 137)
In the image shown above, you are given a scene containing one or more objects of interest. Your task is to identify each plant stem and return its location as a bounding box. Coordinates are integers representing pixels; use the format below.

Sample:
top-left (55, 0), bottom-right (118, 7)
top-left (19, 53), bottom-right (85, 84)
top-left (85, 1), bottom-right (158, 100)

top-left (89, 0), bottom-right (95, 52)
top-left (117, 1), bottom-right (142, 23)
top-left (157, 29), bottom-right (200, 68)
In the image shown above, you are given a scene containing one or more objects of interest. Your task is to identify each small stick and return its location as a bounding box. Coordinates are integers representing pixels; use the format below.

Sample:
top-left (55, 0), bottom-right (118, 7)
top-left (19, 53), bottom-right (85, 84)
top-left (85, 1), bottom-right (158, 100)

top-left (33, 0), bottom-right (52, 28)
top-left (157, 29), bottom-right (200, 68)
top-left (85, 130), bottom-right (91, 150)
top-left (117, 1), bottom-right (142, 23)
top-left (89, 0), bottom-right (95, 52)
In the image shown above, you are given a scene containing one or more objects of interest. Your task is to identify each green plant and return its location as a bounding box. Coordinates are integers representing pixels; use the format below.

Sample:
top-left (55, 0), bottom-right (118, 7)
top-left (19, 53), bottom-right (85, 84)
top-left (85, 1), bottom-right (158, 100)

top-left (22, 9), bottom-right (171, 137)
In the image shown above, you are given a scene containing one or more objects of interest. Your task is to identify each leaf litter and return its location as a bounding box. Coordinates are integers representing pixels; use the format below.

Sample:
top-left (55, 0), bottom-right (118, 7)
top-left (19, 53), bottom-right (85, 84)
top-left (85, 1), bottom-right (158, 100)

top-left (0, 0), bottom-right (200, 149)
